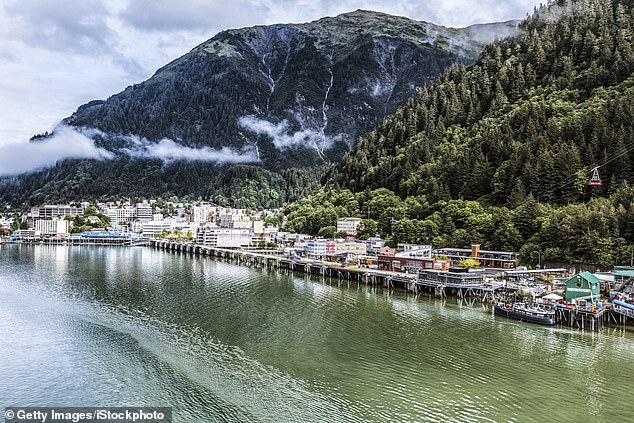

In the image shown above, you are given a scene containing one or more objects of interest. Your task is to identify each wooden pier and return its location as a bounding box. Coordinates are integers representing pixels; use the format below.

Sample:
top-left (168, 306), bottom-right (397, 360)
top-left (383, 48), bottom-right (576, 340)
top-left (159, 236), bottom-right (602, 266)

top-left (150, 240), bottom-right (417, 291)
top-left (150, 241), bottom-right (634, 332)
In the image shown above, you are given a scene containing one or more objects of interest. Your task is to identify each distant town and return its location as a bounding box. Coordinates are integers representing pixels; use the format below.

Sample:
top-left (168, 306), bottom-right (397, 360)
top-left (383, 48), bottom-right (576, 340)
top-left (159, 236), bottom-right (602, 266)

top-left (4, 200), bottom-right (634, 328)
top-left (0, 200), bottom-right (523, 273)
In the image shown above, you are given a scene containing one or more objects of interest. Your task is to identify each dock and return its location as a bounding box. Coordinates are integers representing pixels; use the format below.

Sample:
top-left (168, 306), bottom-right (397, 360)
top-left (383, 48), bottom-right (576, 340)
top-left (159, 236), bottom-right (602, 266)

top-left (151, 240), bottom-right (418, 291)
top-left (150, 240), bottom-right (634, 332)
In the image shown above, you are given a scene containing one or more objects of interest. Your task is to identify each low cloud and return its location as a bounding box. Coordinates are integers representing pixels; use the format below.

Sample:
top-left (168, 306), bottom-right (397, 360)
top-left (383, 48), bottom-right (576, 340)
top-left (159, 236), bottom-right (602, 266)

top-left (0, 125), bottom-right (113, 177)
top-left (0, 125), bottom-right (259, 177)
top-left (121, 136), bottom-right (259, 164)
top-left (238, 115), bottom-right (337, 151)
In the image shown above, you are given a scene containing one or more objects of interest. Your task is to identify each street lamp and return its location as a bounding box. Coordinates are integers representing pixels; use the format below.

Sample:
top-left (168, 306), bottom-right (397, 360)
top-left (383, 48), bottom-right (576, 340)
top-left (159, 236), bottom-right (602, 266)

top-left (533, 251), bottom-right (541, 269)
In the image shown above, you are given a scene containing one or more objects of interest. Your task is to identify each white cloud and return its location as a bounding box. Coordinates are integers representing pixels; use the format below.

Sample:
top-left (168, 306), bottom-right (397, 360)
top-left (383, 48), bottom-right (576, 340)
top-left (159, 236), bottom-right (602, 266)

top-left (0, 125), bottom-right (113, 176)
top-left (238, 115), bottom-right (337, 151)
top-left (121, 137), bottom-right (259, 164)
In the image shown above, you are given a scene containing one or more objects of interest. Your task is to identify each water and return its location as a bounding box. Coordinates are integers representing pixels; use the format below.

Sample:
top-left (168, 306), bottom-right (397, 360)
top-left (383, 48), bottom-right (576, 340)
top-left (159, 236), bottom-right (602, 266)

top-left (1, 244), bottom-right (633, 422)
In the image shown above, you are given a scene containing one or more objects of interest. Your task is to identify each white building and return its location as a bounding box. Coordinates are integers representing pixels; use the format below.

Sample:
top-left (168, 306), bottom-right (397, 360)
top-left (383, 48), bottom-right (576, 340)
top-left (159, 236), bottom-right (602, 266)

top-left (192, 205), bottom-right (215, 223)
top-left (136, 202), bottom-right (153, 222)
top-left (400, 244), bottom-right (432, 258)
top-left (34, 219), bottom-right (69, 236)
top-left (336, 217), bottom-right (363, 236)
top-left (306, 241), bottom-right (328, 258)
top-left (142, 220), bottom-right (174, 237)
top-left (197, 227), bottom-right (253, 248)
top-left (220, 212), bottom-right (251, 228)
top-left (106, 207), bottom-right (136, 224)
top-left (334, 242), bottom-right (367, 256)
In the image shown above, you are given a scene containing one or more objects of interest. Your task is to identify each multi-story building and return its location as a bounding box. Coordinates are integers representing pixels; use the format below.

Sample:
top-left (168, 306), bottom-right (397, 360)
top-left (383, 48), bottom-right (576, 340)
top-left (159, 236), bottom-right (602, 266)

top-left (336, 217), bottom-right (363, 236)
top-left (142, 220), bottom-right (174, 237)
top-left (34, 219), bottom-right (70, 236)
top-left (379, 250), bottom-right (450, 273)
top-left (196, 227), bottom-right (253, 248)
top-left (434, 244), bottom-right (519, 269)
top-left (334, 242), bottom-right (367, 256)
top-left (30, 205), bottom-right (84, 219)
top-left (306, 240), bottom-right (328, 258)
top-left (220, 212), bottom-right (251, 228)
top-left (106, 207), bottom-right (136, 224)
top-left (136, 202), bottom-right (153, 222)
top-left (192, 205), bottom-right (214, 223)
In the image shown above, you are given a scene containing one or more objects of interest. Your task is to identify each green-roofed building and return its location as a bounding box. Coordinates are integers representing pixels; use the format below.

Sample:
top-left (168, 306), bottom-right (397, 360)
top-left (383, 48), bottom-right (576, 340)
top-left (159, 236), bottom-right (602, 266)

top-left (565, 272), bottom-right (601, 303)
top-left (614, 266), bottom-right (634, 290)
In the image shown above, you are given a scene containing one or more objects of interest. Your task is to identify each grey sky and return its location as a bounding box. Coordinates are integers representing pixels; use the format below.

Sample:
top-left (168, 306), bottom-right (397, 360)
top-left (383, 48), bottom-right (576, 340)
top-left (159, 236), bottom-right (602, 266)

top-left (0, 0), bottom-right (542, 148)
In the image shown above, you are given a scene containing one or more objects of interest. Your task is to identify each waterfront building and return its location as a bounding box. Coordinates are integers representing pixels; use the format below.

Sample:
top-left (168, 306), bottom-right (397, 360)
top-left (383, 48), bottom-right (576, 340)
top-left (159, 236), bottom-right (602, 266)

top-left (364, 237), bottom-right (387, 254)
top-left (306, 240), bottom-right (328, 258)
top-left (333, 242), bottom-right (367, 256)
top-left (336, 218), bottom-right (363, 236)
top-left (34, 219), bottom-right (70, 236)
top-left (417, 268), bottom-right (484, 288)
top-left (66, 231), bottom-right (145, 245)
top-left (142, 220), bottom-right (174, 237)
top-left (399, 244), bottom-right (432, 257)
top-left (379, 250), bottom-right (450, 273)
top-left (196, 227), bottom-right (253, 248)
top-left (11, 229), bottom-right (39, 240)
top-left (434, 244), bottom-right (519, 269)
top-left (614, 266), bottom-right (634, 292)
top-left (565, 272), bottom-right (601, 303)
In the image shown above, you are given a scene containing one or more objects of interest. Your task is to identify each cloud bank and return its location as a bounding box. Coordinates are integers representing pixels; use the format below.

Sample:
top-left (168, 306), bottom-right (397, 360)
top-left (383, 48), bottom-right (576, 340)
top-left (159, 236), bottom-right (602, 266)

top-left (121, 136), bottom-right (259, 164)
top-left (0, 125), bottom-right (113, 176)
top-left (0, 125), bottom-right (259, 177)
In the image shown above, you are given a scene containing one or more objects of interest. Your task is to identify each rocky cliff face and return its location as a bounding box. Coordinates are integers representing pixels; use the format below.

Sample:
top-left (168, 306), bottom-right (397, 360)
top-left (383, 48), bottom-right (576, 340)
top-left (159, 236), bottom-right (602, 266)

top-left (66, 10), bottom-right (517, 168)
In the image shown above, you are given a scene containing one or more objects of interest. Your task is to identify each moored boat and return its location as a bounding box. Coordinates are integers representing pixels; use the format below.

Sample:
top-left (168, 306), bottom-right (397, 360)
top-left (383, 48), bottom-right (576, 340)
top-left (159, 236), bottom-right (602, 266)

top-left (494, 302), bottom-right (556, 325)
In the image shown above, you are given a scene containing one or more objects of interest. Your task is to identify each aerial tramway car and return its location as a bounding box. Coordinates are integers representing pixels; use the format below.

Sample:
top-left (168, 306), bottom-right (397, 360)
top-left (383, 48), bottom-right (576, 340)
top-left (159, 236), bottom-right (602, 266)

top-left (588, 167), bottom-right (603, 187)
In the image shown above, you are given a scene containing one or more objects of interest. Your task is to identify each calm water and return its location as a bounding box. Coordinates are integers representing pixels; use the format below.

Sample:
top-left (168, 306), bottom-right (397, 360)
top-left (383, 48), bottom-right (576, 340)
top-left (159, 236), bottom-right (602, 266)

top-left (1, 244), bottom-right (633, 422)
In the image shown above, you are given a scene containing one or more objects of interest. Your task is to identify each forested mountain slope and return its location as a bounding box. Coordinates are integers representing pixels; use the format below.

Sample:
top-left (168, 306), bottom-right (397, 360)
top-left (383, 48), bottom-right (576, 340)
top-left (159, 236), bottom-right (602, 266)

top-left (0, 11), bottom-right (517, 208)
top-left (329, 0), bottom-right (634, 206)
top-left (282, 0), bottom-right (634, 266)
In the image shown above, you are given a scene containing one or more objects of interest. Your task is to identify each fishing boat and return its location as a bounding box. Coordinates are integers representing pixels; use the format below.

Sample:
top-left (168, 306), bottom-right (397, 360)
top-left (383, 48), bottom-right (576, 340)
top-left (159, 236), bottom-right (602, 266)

top-left (494, 302), bottom-right (556, 325)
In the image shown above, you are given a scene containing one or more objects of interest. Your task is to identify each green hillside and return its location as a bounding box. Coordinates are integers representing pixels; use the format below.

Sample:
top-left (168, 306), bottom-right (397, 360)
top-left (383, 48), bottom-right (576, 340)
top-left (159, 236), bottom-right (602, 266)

top-left (284, 0), bottom-right (634, 266)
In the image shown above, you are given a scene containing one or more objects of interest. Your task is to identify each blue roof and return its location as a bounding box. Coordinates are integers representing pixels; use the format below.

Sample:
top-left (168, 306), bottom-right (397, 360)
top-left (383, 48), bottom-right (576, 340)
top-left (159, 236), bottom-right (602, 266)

top-left (80, 231), bottom-right (141, 238)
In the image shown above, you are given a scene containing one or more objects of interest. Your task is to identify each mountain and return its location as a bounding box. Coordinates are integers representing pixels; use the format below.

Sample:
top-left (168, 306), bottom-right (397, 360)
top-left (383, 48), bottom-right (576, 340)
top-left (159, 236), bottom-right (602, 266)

top-left (280, 0), bottom-right (634, 266)
top-left (0, 10), bottom-right (518, 208)
top-left (329, 1), bottom-right (634, 205)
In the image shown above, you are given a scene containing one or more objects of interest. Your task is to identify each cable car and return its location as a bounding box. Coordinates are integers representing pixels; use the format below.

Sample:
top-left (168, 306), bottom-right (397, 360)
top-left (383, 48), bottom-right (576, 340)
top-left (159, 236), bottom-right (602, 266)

top-left (588, 167), bottom-right (603, 186)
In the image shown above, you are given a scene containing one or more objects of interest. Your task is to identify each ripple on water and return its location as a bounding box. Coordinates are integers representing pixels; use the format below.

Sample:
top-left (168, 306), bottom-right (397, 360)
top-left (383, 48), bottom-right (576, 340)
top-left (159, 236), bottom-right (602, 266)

top-left (2, 245), bottom-right (634, 423)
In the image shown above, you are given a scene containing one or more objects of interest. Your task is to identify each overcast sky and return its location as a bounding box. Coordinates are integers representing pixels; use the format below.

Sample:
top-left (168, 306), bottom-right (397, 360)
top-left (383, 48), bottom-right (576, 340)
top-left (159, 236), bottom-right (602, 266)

top-left (0, 0), bottom-right (542, 147)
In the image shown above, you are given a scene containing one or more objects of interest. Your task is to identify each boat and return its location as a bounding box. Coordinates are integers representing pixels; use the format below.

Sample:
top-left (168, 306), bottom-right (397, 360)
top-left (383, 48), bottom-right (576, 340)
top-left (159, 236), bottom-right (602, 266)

top-left (494, 302), bottom-right (556, 325)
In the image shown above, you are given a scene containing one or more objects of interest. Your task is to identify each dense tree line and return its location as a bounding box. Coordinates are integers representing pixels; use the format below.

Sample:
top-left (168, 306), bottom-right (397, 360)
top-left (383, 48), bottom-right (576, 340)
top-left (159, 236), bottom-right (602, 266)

top-left (0, 160), bottom-right (327, 210)
top-left (330, 0), bottom-right (634, 207)
top-left (283, 0), bottom-right (634, 266)
top-left (282, 184), bottom-right (634, 267)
